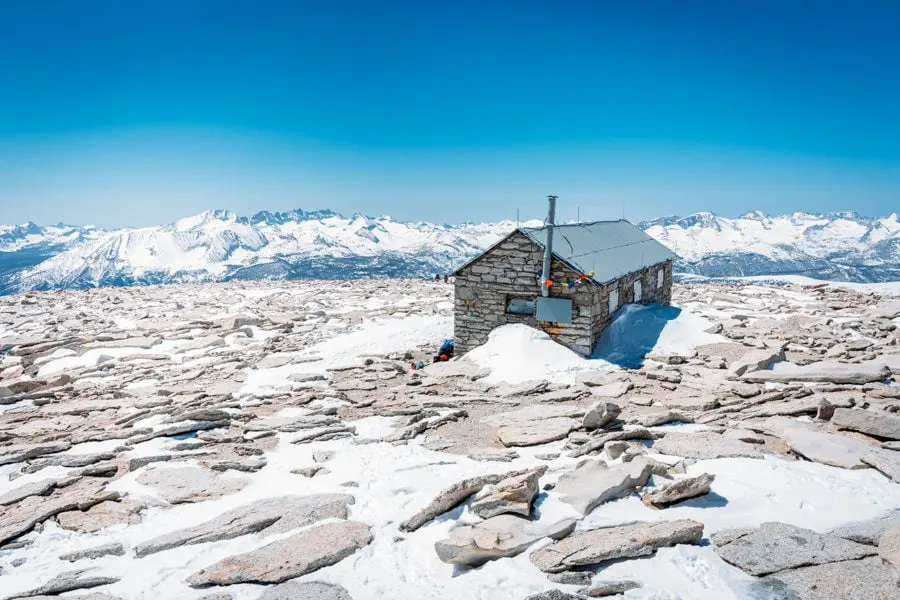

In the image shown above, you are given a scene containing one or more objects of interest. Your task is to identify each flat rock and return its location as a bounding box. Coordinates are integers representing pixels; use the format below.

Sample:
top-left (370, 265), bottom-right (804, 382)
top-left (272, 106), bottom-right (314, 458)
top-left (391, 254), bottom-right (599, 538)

top-left (469, 449), bottom-right (520, 463)
top-left (879, 526), bottom-right (900, 566)
top-left (830, 509), bottom-right (900, 544)
top-left (556, 459), bottom-right (653, 515)
top-left (742, 361), bottom-right (891, 385)
top-left (710, 527), bottom-right (755, 547)
top-left (570, 427), bottom-right (655, 458)
top-left (831, 407), bottom-right (900, 441)
top-left (579, 580), bottom-right (641, 597)
top-left (761, 556), bottom-right (900, 600)
top-left (0, 479), bottom-right (56, 506)
top-left (11, 568), bottom-right (120, 597)
top-left (57, 500), bottom-right (144, 533)
top-left (471, 467), bottom-right (546, 519)
top-left (0, 442), bottom-right (72, 466)
top-left (400, 468), bottom-right (533, 532)
top-left (257, 581), bottom-right (353, 600)
top-left (861, 449), bottom-right (900, 482)
top-left (582, 401), bottom-right (621, 430)
top-left (59, 543), bottom-right (125, 562)
top-left (661, 394), bottom-right (719, 412)
top-left (588, 381), bottom-right (632, 398)
top-left (729, 347), bottom-right (785, 377)
top-left (642, 473), bottom-right (715, 508)
top-left (652, 431), bottom-right (763, 459)
top-left (530, 519), bottom-right (704, 573)
top-left (716, 521), bottom-right (876, 576)
top-left (187, 520), bottom-right (373, 586)
top-left (497, 417), bottom-right (581, 447)
top-left (622, 405), bottom-right (686, 427)
top-left (763, 418), bottom-right (870, 469)
top-left (136, 466), bottom-right (248, 504)
top-left (434, 515), bottom-right (576, 566)
top-left (524, 591), bottom-right (584, 600)
top-left (135, 494), bottom-right (354, 557)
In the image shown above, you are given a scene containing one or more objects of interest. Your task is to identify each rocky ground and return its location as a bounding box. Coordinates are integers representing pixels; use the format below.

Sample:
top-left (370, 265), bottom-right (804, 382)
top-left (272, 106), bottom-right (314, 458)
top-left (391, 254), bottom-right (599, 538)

top-left (0, 280), bottom-right (899, 600)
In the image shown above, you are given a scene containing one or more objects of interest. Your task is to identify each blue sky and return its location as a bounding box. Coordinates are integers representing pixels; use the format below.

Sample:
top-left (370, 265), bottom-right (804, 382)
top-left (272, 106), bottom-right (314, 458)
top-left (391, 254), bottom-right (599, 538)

top-left (0, 0), bottom-right (898, 228)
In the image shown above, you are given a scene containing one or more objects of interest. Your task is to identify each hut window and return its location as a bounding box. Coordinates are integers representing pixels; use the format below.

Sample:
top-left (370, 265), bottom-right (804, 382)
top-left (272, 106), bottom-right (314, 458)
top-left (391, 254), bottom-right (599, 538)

top-left (657, 269), bottom-right (664, 289)
top-left (608, 288), bottom-right (619, 314)
top-left (506, 297), bottom-right (535, 315)
top-left (634, 280), bottom-right (642, 302)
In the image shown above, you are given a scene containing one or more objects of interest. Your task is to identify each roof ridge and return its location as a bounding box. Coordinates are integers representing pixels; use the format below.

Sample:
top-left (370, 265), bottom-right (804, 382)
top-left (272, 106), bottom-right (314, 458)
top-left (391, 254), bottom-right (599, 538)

top-left (522, 219), bottom-right (628, 229)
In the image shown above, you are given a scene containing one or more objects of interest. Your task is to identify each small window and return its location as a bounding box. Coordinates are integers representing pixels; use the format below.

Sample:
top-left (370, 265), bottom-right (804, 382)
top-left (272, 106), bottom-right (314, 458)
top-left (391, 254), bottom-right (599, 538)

top-left (507, 297), bottom-right (535, 315)
top-left (657, 269), bottom-right (664, 289)
top-left (608, 288), bottom-right (619, 314)
top-left (634, 280), bottom-right (642, 302)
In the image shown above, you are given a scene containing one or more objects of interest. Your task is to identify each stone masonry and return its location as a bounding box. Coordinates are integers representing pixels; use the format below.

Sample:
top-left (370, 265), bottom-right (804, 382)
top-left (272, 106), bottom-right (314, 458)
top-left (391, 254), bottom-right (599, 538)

top-left (454, 231), bottom-right (673, 355)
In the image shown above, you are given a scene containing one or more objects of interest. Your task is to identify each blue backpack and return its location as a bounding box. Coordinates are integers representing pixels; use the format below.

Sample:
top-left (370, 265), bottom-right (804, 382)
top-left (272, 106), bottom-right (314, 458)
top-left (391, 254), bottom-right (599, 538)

top-left (439, 339), bottom-right (455, 355)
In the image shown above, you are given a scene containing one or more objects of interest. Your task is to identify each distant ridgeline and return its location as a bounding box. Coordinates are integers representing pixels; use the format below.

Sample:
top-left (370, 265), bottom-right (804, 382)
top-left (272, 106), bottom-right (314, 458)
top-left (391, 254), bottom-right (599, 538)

top-left (1, 209), bottom-right (898, 294)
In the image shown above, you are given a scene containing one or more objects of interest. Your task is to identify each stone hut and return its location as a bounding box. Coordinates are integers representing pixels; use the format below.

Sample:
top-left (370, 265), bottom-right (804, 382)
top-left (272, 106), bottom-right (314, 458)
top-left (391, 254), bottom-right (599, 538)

top-left (452, 220), bottom-right (677, 356)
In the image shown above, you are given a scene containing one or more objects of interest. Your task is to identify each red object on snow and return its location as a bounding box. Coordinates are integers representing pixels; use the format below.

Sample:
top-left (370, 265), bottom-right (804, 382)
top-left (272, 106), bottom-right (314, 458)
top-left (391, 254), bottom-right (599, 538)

top-left (440, 354), bottom-right (449, 361)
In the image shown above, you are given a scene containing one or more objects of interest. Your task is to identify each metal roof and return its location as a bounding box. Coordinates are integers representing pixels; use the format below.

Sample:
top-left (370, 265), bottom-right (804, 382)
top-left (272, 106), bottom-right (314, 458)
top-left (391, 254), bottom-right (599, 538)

top-left (520, 220), bottom-right (676, 284)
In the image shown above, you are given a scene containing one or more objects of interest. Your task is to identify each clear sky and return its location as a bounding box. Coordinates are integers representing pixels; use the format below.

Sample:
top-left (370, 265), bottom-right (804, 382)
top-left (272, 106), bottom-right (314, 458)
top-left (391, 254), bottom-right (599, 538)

top-left (1, 0), bottom-right (898, 228)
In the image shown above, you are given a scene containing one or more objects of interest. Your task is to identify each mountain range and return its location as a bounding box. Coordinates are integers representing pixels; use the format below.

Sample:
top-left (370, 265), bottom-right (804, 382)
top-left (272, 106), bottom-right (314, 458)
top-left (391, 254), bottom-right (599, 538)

top-left (1, 209), bottom-right (898, 294)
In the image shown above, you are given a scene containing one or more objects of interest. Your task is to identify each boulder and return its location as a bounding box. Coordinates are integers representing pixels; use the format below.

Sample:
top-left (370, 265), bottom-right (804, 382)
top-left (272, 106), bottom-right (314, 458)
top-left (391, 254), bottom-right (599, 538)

top-left (582, 401), bottom-right (621, 430)
top-left (716, 522), bottom-right (875, 576)
top-left (831, 408), bottom-right (900, 441)
top-left (400, 468), bottom-right (534, 532)
top-left (762, 556), bottom-right (900, 600)
top-left (257, 581), bottom-right (352, 600)
top-left (187, 520), bottom-right (373, 587)
top-left (556, 459), bottom-right (653, 516)
top-left (530, 519), bottom-right (704, 573)
top-left (652, 432), bottom-right (763, 459)
top-left (642, 473), bottom-right (715, 508)
top-left (434, 515), bottom-right (576, 566)
top-left (471, 467), bottom-right (546, 519)
top-left (135, 494), bottom-right (354, 557)
top-left (742, 361), bottom-right (891, 385)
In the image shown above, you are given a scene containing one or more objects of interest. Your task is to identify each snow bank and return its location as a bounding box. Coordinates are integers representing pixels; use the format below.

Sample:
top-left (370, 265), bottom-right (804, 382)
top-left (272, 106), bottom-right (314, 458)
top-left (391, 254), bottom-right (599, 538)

top-left (464, 324), bottom-right (610, 385)
top-left (593, 303), bottom-right (727, 368)
top-left (312, 315), bottom-right (452, 368)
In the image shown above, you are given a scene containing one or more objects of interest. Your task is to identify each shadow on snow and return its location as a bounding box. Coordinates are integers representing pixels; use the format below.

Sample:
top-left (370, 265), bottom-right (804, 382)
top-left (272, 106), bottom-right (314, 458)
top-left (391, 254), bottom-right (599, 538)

top-left (591, 303), bottom-right (683, 369)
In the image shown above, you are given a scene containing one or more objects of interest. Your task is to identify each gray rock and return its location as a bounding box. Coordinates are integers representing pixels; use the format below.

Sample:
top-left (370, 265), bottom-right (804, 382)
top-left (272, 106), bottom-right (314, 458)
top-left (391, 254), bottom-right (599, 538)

top-left (716, 522), bottom-right (875, 576)
top-left (257, 582), bottom-right (352, 600)
top-left (292, 466), bottom-right (325, 477)
top-left (0, 479), bottom-right (56, 506)
top-left (136, 466), bottom-right (248, 504)
top-left (730, 382), bottom-right (762, 398)
top-left (570, 427), bottom-right (655, 458)
top-left (400, 468), bottom-right (534, 532)
top-left (57, 500), bottom-right (143, 533)
top-left (434, 515), bottom-right (576, 566)
top-left (652, 432), bottom-right (763, 459)
top-left (879, 526), bottom-right (900, 567)
top-left (59, 543), bottom-right (125, 562)
top-left (135, 494), bottom-right (354, 557)
top-left (313, 451), bottom-right (336, 463)
top-left (582, 402), bottom-right (621, 430)
top-left (742, 361), bottom-right (891, 385)
top-left (556, 459), bottom-right (653, 516)
top-left (471, 467), bottom-right (546, 519)
top-left (762, 556), bottom-right (900, 600)
top-left (623, 405), bottom-right (686, 427)
top-left (187, 520), bottom-right (373, 587)
top-left (588, 381), bottom-right (633, 398)
top-left (578, 581), bottom-right (641, 597)
top-left (530, 519), bottom-right (704, 572)
top-left (0, 442), bottom-right (71, 467)
top-left (547, 572), bottom-right (594, 586)
top-left (729, 347), bottom-right (785, 377)
top-left (524, 591), bottom-right (585, 600)
top-left (831, 407), bottom-right (900, 441)
top-left (829, 509), bottom-right (900, 545)
top-left (469, 449), bottom-right (520, 463)
top-left (662, 394), bottom-right (719, 412)
top-left (861, 449), bottom-right (900, 482)
top-left (11, 568), bottom-right (120, 596)
top-left (642, 473), bottom-right (715, 508)
top-left (763, 417), bottom-right (870, 469)
top-left (709, 527), bottom-right (755, 547)
top-left (815, 399), bottom-right (835, 421)
top-left (498, 417), bottom-right (581, 447)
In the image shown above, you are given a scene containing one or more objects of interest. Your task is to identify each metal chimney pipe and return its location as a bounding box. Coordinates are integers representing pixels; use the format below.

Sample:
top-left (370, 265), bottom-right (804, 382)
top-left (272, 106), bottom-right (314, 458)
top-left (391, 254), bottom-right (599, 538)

top-left (541, 194), bottom-right (557, 297)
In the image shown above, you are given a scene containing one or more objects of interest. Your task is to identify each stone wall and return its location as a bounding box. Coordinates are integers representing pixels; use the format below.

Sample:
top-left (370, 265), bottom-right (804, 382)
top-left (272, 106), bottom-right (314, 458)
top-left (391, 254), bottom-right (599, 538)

top-left (589, 259), bottom-right (674, 343)
top-left (454, 231), bottom-right (674, 356)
